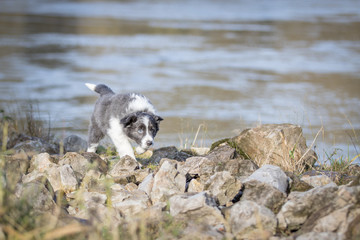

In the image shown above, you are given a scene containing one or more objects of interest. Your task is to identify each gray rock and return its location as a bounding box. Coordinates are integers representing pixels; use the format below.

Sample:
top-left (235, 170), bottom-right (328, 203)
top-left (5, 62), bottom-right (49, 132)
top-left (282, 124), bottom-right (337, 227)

top-left (232, 124), bottom-right (317, 171)
top-left (226, 200), bottom-right (277, 239)
top-left (19, 180), bottom-right (56, 213)
top-left (59, 152), bottom-right (107, 178)
top-left (150, 159), bottom-right (186, 203)
top-left (296, 232), bottom-right (344, 240)
top-left (59, 164), bottom-right (78, 193)
top-left (108, 156), bottom-right (139, 178)
top-left (301, 174), bottom-right (334, 188)
top-left (245, 164), bottom-right (289, 193)
top-left (145, 146), bottom-right (192, 165)
top-left (138, 173), bottom-right (154, 196)
top-left (277, 184), bottom-right (339, 231)
top-left (4, 153), bottom-right (29, 191)
top-left (187, 178), bottom-right (204, 193)
top-left (204, 171), bottom-right (242, 205)
top-left (63, 135), bottom-right (88, 153)
top-left (241, 180), bottom-right (287, 213)
top-left (29, 152), bottom-right (57, 173)
top-left (111, 184), bottom-right (151, 217)
top-left (13, 139), bottom-right (59, 154)
top-left (169, 192), bottom-right (226, 229)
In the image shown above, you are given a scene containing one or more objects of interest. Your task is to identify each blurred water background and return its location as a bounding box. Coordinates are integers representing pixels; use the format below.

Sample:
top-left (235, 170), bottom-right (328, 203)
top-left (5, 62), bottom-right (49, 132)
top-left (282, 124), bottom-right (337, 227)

top-left (0, 0), bottom-right (359, 162)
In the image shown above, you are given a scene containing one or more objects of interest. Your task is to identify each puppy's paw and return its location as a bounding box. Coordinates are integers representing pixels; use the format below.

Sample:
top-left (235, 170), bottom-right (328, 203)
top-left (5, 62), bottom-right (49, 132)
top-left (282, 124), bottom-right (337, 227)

top-left (135, 146), bottom-right (146, 155)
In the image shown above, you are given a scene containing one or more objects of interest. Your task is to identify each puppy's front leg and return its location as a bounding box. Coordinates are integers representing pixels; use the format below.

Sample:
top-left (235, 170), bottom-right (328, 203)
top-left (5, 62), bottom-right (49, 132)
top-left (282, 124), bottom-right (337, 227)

top-left (108, 117), bottom-right (136, 159)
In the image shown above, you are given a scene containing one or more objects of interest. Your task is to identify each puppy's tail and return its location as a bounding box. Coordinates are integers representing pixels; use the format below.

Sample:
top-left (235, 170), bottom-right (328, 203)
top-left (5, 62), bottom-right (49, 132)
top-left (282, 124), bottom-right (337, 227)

top-left (85, 83), bottom-right (114, 96)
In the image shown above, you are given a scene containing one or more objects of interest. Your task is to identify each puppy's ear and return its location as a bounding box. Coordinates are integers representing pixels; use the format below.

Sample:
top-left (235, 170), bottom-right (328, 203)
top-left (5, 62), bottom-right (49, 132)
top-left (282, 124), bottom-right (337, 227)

top-left (120, 114), bottom-right (137, 127)
top-left (154, 115), bottom-right (163, 123)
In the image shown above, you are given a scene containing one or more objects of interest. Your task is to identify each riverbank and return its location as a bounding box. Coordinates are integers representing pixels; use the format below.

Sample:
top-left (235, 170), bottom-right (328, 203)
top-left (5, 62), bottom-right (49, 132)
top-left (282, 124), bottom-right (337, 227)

top-left (0, 123), bottom-right (359, 239)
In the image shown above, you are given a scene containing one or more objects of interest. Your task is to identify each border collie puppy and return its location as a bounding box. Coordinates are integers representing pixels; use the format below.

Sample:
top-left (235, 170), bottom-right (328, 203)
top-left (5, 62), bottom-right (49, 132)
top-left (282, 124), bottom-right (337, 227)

top-left (85, 83), bottom-right (163, 159)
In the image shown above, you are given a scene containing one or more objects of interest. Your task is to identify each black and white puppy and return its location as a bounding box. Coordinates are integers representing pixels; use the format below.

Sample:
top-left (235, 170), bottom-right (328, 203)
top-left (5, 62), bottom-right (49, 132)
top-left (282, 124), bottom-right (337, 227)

top-left (85, 83), bottom-right (163, 159)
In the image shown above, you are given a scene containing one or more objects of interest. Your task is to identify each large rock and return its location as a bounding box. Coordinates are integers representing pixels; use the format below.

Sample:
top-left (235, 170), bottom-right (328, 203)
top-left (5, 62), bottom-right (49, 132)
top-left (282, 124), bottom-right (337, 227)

top-left (180, 144), bottom-right (258, 183)
top-left (245, 164), bottom-right (289, 193)
top-left (169, 192), bottom-right (226, 230)
top-left (108, 156), bottom-right (139, 178)
top-left (29, 152), bottom-right (57, 173)
top-left (4, 153), bottom-right (29, 191)
top-left (59, 164), bottom-right (78, 193)
top-left (232, 124), bottom-right (317, 171)
top-left (277, 184), bottom-right (339, 231)
top-left (145, 146), bottom-right (192, 165)
top-left (301, 174), bottom-right (334, 188)
top-left (59, 152), bottom-right (107, 178)
top-left (204, 171), bottom-right (242, 205)
top-left (138, 173), bottom-right (154, 196)
top-left (63, 135), bottom-right (87, 153)
top-left (111, 184), bottom-right (151, 217)
top-left (226, 200), bottom-right (277, 239)
top-left (13, 139), bottom-right (59, 155)
top-left (241, 180), bottom-right (287, 213)
top-left (150, 159), bottom-right (186, 203)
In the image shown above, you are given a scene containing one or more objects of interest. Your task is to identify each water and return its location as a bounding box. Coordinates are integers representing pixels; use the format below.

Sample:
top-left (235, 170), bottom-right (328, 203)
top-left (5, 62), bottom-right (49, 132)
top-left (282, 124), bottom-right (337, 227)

top-left (0, 0), bottom-right (359, 163)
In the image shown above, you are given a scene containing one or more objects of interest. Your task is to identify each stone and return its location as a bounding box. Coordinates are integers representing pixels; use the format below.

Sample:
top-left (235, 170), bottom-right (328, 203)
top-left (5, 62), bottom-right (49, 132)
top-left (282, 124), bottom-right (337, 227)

top-left (4, 154), bottom-right (29, 191)
top-left (190, 147), bottom-right (210, 155)
top-left (59, 152), bottom-right (107, 178)
top-left (241, 180), bottom-right (287, 214)
top-left (63, 135), bottom-right (88, 153)
top-left (145, 146), bottom-right (191, 165)
top-left (111, 184), bottom-right (151, 217)
top-left (187, 178), bottom-right (204, 193)
top-left (277, 184), bottom-right (339, 231)
top-left (108, 156), bottom-right (139, 177)
top-left (245, 164), bottom-right (289, 193)
top-left (301, 174), bottom-right (334, 188)
top-left (13, 139), bottom-right (59, 155)
top-left (59, 164), bottom-right (78, 193)
top-left (150, 159), bottom-right (186, 203)
top-left (227, 200), bottom-right (277, 239)
top-left (286, 171), bottom-right (313, 192)
top-left (29, 152), bottom-right (57, 173)
top-left (204, 171), bottom-right (242, 205)
top-left (169, 192), bottom-right (226, 228)
top-left (19, 180), bottom-right (56, 213)
top-left (295, 232), bottom-right (344, 240)
top-left (232, 124), bottom-right (317, 171)
top-left (138, 173), bottom-right (154, 196)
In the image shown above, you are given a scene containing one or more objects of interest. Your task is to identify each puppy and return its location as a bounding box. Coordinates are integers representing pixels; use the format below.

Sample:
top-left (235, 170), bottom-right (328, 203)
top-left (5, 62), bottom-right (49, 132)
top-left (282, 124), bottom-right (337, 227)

top-left (85, 83), bottom-right (163, 159)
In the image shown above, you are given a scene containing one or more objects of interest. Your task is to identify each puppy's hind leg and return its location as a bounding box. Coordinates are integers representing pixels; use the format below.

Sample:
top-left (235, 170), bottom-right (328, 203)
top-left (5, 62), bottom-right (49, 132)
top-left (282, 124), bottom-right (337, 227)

top-left (87, 120), bottom-right (104, 153)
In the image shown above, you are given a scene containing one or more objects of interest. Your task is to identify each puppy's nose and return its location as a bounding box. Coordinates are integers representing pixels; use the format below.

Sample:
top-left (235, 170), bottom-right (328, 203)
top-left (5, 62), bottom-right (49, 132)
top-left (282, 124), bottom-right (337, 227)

top-left (146, 140), bottom-right (153, 147)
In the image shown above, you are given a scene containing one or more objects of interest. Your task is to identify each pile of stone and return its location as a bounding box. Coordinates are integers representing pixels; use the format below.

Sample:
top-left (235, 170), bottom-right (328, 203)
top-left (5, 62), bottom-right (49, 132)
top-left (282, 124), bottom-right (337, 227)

top-left (2, 124), bottom-right (359, 239)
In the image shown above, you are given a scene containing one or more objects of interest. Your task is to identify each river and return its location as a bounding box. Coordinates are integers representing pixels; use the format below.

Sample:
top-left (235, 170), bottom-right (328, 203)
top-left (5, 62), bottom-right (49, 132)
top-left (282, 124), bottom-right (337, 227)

top-left (0, 0), bottom-right (359, 163)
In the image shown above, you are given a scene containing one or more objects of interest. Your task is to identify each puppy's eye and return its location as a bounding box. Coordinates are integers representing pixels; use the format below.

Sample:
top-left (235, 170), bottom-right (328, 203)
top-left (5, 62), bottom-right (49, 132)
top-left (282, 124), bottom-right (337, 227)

top-left (138, 129), bottom-right (144, 134)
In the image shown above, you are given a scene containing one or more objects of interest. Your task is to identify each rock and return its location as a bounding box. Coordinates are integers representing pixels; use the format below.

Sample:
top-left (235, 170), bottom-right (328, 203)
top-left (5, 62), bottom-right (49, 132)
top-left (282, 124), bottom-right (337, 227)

top-left (277, 184), bottom-right (339, 231)
top-left (63, 135), bottom-right (87, 153)
top-left (301, 174), bottom-right (334, 188)
top-left (138, 173), bottom-right (154, 196)
top-left (59, 164), bottom-right (78, 193)
top-left (13, 139), bottom-right (59, 155)
top-left (180, 144), bottom-right (257, 184)
top-left (204, 171), bottom-right (242, 205)
top-left (241, 180), bottom-right (287, 214)
top-left (145, 146), bottom-right (192, 165)
top-left (4, 153), bottom-right (29, 191)
top-left (169, 192), bottom-right (226, 228)
top-left (245, 164), bottom-right (289, 193)
top-left (286, 172), bottom-right (313, 192)
top-left (232, 124), bottom-right (317, 171)
top-left (226, 200), bottom-right (277, 239)
top-left (187, 178), bottom-right (204, 193)
top-left (19, 180), bottom-right (56, 213)
top-left (111, 184), bottom-right (151, 217)
top-left (296, 232), bottom-right (344, 240)
top-left (81, 152), bottom-right (108, 174)
top-left (108, 156), bottom-right (139, 178)
top-left (190, 147), bottom-right (210, 155)
top-left (29, 152), bottom-right (57, 173)
top-left (150, 159), bottom-right (186, 203)
top-left (133, 168), bottom-right (151, 183)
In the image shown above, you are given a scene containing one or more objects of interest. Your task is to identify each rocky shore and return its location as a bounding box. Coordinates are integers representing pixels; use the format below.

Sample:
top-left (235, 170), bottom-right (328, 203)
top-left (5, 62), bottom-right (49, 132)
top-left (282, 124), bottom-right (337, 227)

top-left (1, 124), bottom-right (359, 239)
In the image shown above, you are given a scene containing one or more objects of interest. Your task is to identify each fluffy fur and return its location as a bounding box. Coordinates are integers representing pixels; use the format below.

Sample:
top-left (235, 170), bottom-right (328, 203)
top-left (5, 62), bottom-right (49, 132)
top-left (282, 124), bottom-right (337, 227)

top-left (86, 83), bottom-right (163, 159)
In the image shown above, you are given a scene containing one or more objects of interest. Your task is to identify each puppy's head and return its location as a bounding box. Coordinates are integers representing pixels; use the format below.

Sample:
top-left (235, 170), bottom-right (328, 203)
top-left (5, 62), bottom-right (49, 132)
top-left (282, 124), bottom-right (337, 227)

top-left (120, 112), bottom-right (163, 153)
